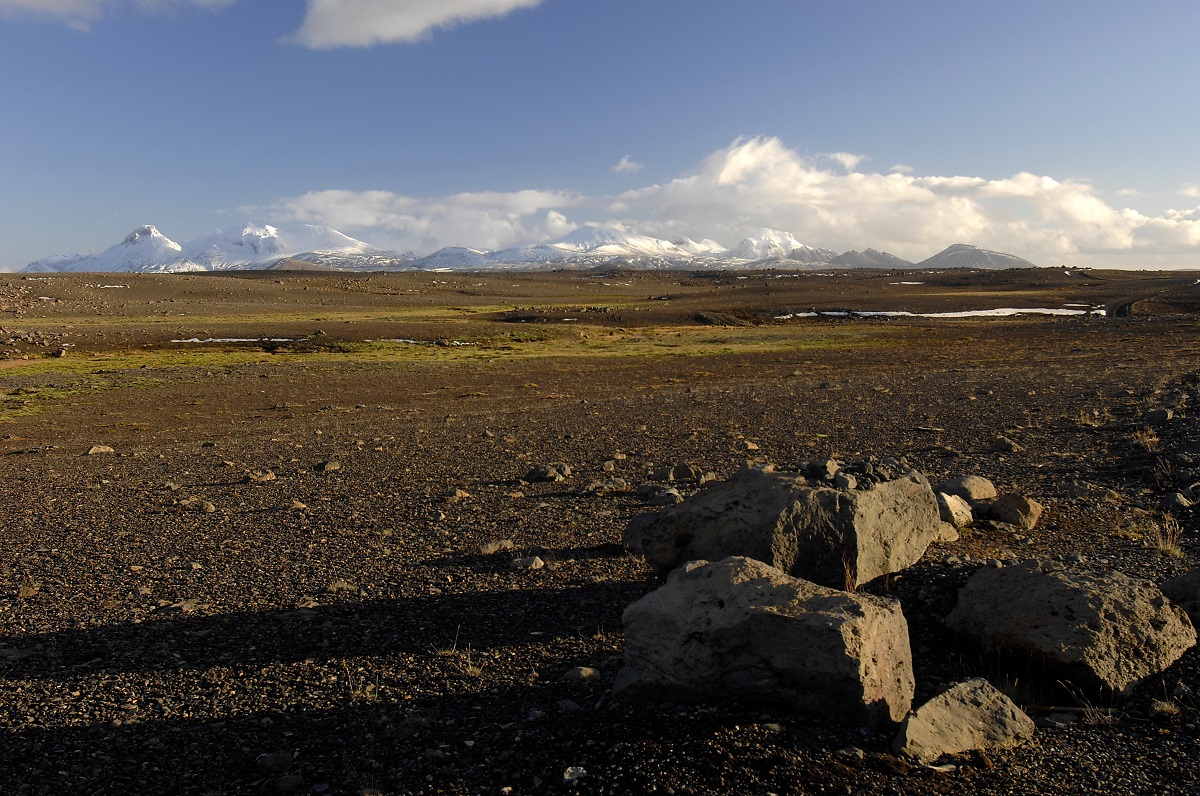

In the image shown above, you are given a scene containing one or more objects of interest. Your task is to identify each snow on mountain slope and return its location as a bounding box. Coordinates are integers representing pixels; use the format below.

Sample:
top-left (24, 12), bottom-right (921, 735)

top-left (29, 225), bottom-right (200, 273)
top-left (23, 224), bottom-right (380, 273)
top-left (183, 224), bottom-right (379, 270)
top-left (720, 228), bottom-right (836, 263)
top-left (410, 247), bottom-right (492, 269)
top-left (831, 249), bottom-right (914, 268)
top-left (672, 237), bottom-right (727, 256)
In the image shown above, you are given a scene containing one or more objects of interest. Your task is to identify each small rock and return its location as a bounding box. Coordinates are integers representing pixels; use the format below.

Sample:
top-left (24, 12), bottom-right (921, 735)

top-left (937, 475), bottom-right (998, 505)
top-left (894, 678), bottom-right (1035, 763)
top-left (289, 499), bottom-right (307, 511)
top-left (255, 750), bottom-right (293, 776)
top-left (314, 460), bottom-right (340, 474)
top-left (937, 493), bottom-right (974, 528)
top-left (527, 463), bottom-right (572, 482)
top-left (17, 585), bottom-right (39, 599)
top-left (1160, 492), bottom-right (1193, 513)
top-left (87, 445), bottom-right (115, 456)
top-left (557, 699), bottom-right (583, 713)
top-left (990, 494), bottom-right (1043, 530)
top-left (563, 766), bottom-right (587, 784)
top-left (479, 539), bottom-right (515, 555)
top-left (563, 666), bottom-right (599, 682)
top-left (513, 556), bottom-right (545, 570)
top-left (935, 523), bottom-right (960, 543)
top-left (987, 436), bottom-right (1023, 454)
top-left (833, 472), bottom-right (858, 490)
top-left (1144, 408), bottom-right (1175, 425)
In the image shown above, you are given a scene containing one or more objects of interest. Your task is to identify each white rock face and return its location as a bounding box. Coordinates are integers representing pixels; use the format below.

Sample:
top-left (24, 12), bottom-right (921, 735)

top-left (937, 493), bottom-right (974, 528)
top-left (893, 678), bottom-right (1035, 763)
top-left (614, 557), bottom-right (915, 725)
top-left (627, 465), bottom-right (941, 589)
top-left (947, 561), bottom-right (1197, 693)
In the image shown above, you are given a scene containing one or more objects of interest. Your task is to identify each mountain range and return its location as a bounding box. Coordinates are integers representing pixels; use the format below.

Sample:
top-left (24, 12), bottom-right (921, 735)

top-left (21, 224), bottom-right (1039, 273)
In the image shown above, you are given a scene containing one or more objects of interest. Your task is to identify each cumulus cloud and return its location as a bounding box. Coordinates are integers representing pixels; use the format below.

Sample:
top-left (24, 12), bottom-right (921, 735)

top-left (290, 0), bottom-right (545, 48)
top-left (248, 136), bottom-right (1200, 268)
top-left (0, 0), bottom-right (234, 30)
top-left (889, 164), bottom-right (915, 174)
top-left (244, 187), bottom-right (580, 253)
top-left (612, 155), bottom-right (642, 174)
top-left (1180, 185), bottom-right (1200, 199)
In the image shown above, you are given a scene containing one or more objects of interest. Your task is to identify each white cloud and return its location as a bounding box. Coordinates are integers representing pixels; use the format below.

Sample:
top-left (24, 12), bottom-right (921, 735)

top-left (248, 136), bottom-right (1200, 268)
top-left (889, 164), bottom-right (915, 174)
top-left (0, 0), bottom-right (234, 30)
top-left (290, 0), bottom-right (545, 49)
top-left (612, 155), bottom-right (642, 174)
top-left (1180, 185), bottom-right (1200, 198)
top-left (826, 152), bottom-right (867, 172)
top-left (244, 187), bottom-right (580, 253)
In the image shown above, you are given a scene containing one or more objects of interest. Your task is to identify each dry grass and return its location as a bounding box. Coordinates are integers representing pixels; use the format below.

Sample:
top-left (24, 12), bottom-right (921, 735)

top-left (1154, 514), bottom-right (1185, 558)
top-left (1128, 426), bottom-right (1161, 452)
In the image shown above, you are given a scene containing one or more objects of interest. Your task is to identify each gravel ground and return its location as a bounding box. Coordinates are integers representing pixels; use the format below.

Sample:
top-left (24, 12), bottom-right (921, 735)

top-left (2, 270), bottom-right (1199, 794)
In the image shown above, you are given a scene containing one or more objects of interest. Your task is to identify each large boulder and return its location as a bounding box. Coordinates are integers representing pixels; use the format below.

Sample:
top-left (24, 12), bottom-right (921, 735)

top-left (893, 678), bottom-right (1035, 763)
top-left (625, 463), bottom-right (941, 589)
top-left (614, 557), bottom-right (914, 725)
top-left (946, 561), bottom-right (1196, 694)
top-left (937, 475), bottom-right (997, 506)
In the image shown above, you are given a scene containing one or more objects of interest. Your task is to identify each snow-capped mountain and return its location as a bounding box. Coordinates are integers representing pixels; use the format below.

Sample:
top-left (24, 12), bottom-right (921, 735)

top-left (915, 244), bottom-right (1037, 270)
top-left (22, 223), bottom-right (1038, 273)
top-left (24, 224), bottom-right (382, 273)
top-left (720, 228), bottom-right (837, 263)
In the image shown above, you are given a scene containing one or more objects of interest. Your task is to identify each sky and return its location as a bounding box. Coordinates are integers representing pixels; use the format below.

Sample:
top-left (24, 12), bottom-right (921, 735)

top-left (1, 0), bottom-right (1199, 270)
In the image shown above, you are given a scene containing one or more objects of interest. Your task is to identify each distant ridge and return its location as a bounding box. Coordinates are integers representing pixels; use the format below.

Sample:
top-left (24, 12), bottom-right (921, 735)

top-left (831, 249), bottom-right (914, 268)
top-left (23, 224), bottom-right (1036, 274)
top-left (916, 244), bottom-right (1037, 270)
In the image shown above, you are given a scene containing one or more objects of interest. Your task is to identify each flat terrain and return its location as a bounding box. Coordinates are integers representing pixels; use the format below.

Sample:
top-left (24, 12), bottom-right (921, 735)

top-left (2, 266), bottom-right (1200, 795)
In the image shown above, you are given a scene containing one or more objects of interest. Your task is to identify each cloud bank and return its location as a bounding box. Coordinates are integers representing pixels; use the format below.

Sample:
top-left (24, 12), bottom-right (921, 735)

top-left (290, 0), bottom-right (545, 48)
top-left (248, 137), bottom-right (1200, 269)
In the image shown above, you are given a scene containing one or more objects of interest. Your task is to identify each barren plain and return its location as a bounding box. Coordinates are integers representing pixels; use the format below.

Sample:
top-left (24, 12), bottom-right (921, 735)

top-left (2, 266), bottom-right (1200, 795)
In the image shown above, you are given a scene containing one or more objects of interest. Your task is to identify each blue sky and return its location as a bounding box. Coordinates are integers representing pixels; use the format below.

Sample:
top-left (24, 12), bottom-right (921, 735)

top-left (1, 0), bottom-right (1198, 269)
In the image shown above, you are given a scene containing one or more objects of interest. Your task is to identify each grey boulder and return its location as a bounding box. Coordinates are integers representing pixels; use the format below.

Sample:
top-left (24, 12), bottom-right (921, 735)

top-left (947, 561), bottom-right (1196, 693)
top-left (937, 475), bottom-right (997, 506)
top-left (893, 678), bottom-right (1035, 763)
top-left (614, 557), bottom-right (914, 725)
top-left (625, 463), bottom-right (941, 589)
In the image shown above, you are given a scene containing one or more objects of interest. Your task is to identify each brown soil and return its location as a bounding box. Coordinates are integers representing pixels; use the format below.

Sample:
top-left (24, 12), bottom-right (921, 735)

top-left (1, 267), bottom-right (1199, 795)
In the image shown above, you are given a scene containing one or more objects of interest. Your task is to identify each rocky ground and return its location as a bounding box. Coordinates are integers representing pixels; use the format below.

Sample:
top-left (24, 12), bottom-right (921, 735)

top-left (1, 267), bottom-right (1199, 795)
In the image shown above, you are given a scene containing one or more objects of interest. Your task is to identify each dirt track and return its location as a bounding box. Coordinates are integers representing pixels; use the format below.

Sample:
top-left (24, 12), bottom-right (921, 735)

top-left (2, 267), bottom-right (1200, 794)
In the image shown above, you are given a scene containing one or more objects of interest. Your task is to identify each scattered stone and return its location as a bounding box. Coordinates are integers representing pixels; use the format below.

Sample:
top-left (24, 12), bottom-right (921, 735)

top-left (990, 494), bottom-right (1044, 530)
top-left (937, 475), bottom-right (997, 505)
top-left (326, 580), bottom-right (357, 594)
top-left (946, 560), bottom-right (1197, 693)
top-left (645, 487), bottom-right (684, 506)
top-left (735, 440), bottom-right (760, 452)
top-left (527, 463), bottom-right (572, 482)
top-left (314, 460), bottom-right (340, 474)
top-left (1160, 492), bottom-right (1193, 513)
top-left (479, 539), bottom-right (516, 555)
top-left (563, 666), bottom-right (599, 682)
top-left (833, 472), bottom-right (858, 490)
top-left (807, 458), bottom-right (840, 480)
top-left (87, 445), bottom-right (115, 456)
top-left (1144, 408), bottom-right (1175, 425)
top-left (442, 488), bottom-right (471, 503)
top-left (288, 499), bottom-right (307, 511)
top-left (17, 585), bottom-right (39, 599)
top-left (937, 493), bottom-right (974, 528)
top-left (987, 436), bottom-right (1024, 454)
top-left (255, 750), bottom-right (294, 776)
top-left (513, 556), bottom-right (545, 570)
top-left (894, 678), bottom-right (1035, 763)
top-left (244, 469), bottom-right (276, 484)
top-left (563, 766), bottom-right (587, 784)
top-left (935, 524), bottom-right (960, 543)
top-left (614, 557), bottom-right (915, 725)
top-left (652, 464), bottom-right (704, 482)
top-left (626, 462), bottom-right (941, 589)
top-left (581, 477), bottom-right (629, 495)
